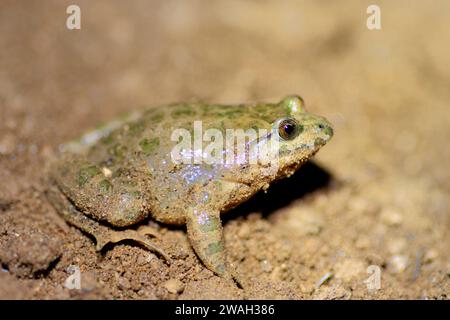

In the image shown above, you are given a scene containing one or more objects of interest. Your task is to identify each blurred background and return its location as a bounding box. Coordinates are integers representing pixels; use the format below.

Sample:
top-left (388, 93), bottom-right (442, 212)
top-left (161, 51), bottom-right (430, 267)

top-left (0, 0), bottom-right (448, 299)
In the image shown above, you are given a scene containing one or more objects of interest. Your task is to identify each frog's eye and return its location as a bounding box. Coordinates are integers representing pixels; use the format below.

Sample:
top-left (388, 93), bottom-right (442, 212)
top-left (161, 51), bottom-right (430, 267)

top-left (278, 118), bottom-right (302, 141)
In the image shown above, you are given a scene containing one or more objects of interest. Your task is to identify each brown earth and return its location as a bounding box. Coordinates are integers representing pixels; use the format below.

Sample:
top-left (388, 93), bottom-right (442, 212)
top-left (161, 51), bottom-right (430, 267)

top-left (0, 0), bottom-right (449, 299)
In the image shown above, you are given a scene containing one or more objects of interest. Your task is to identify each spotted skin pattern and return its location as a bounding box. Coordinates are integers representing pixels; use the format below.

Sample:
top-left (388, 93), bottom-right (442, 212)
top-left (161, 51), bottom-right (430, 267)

top-left (47, 95), bottom-right (333, 283)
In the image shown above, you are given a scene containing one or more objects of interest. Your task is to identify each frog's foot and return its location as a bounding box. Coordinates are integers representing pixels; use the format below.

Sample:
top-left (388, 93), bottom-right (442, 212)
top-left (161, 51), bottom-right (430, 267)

top-left (46, 184), bottom-right (170, 263)
top-left (94, 227), bottom-right (171, 262)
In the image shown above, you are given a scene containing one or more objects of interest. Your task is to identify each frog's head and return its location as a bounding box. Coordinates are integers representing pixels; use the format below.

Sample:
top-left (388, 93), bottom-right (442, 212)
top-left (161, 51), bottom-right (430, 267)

top-left (255, 95), bottom-right (333, 177)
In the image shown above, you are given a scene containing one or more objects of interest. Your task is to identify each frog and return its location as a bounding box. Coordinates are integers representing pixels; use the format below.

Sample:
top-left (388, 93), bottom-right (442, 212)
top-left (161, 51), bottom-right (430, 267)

top-left (46, 95), bottom-right (333, 283)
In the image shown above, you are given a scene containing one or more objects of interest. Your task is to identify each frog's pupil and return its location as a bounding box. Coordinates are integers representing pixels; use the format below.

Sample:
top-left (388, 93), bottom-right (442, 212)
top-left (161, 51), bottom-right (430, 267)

top-left (284, 123), bottom-right (295, 136)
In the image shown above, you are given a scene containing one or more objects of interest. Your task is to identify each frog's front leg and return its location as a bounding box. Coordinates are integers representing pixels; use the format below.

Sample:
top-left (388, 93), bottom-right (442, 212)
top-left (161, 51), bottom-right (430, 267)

top-left (186, 207), bottom-right (238, 282)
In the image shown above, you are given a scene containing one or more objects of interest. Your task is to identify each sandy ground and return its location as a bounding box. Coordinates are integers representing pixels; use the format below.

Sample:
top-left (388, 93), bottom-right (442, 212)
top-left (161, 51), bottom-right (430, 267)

top-left (0, 0), bottom-right (449, 299)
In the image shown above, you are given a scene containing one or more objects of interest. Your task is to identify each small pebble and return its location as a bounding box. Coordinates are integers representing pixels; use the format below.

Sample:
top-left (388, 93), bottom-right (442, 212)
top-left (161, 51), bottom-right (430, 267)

top-left (270, 266), bottom-right (282, 281)
top-left (101, 167), bottom-right (112, 178)
top-left (118, 276), bottom-right (131, 290)
top-left (380, 208), bottom-right (403, 226)
top-left (163, 279), bottom-right (185, 294)
top-left (260, 260), bottom-right (273, 273)
top-left (389, 255), bottom-right (409, 273)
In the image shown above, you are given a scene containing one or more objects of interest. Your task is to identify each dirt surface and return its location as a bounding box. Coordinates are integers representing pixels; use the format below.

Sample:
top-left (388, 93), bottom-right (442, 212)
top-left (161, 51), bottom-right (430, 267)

top-left (0, 0), bottom-right (449, 299)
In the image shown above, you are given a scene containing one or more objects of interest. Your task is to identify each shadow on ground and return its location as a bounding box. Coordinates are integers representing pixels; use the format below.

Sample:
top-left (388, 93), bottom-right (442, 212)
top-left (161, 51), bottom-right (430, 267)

top-left (223, 161), bottom-right (334, 222)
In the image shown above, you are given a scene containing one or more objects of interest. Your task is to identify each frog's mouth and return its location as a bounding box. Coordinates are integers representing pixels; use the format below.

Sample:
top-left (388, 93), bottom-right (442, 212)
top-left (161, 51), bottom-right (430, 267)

top-left (274, 156), bottom-right (310, 180)
top-left (279, 142), bottom-right (323, 169)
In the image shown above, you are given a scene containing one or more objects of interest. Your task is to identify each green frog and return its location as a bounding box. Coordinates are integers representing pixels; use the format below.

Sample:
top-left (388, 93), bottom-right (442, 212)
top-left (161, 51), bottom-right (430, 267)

top-left (46, 95), bottom-right (333, 283)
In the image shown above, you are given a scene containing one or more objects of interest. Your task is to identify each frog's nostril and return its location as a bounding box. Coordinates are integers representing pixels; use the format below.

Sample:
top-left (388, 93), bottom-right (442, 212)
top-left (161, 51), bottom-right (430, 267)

top-left (324, 126), bottom-right (333, 137)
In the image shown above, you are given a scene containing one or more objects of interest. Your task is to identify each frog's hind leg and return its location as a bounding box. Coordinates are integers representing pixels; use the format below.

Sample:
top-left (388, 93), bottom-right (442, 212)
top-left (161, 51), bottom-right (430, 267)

top-left (186, 207), bottom-right (242, 286)
top-left (46, 184), bottom-right (170, 262)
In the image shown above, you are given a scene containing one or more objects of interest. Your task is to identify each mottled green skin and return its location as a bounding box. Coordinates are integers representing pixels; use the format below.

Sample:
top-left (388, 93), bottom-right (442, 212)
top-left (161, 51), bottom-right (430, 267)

top-left (48, 95), bottom-right (333, 281)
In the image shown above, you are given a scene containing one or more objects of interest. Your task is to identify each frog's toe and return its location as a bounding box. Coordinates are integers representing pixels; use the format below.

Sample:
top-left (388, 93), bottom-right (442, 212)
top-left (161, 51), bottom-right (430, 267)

top-left (229, 268), bottom-right (246, 289)
top-left (215, 265), bottom-right (245, 289)
top-left (95, 229), bottom-right (171, 263)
